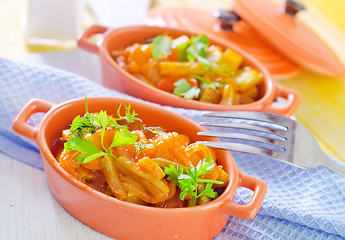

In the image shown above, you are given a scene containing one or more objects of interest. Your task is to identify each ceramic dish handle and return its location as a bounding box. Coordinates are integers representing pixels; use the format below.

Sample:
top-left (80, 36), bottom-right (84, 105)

top-left (220, 172), bottom-right (267, 219)
top-left (77, 25), bottom-right (109, 54)
top-left (264, 85), bottom-right (301, 117)
top-left (12, 98), bottom-right (54, 141)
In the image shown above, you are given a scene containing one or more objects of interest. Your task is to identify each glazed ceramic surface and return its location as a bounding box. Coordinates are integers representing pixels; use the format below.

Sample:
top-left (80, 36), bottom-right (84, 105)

top-left (12, 97), bottom-right (267, 240)
top-left (78, 25), bottom-right (300, 117)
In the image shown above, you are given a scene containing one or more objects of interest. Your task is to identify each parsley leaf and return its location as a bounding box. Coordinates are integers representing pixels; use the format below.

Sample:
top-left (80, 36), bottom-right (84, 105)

top-left (93, 110), bottom-right (109, 150)
top-left (164, 156), bottom-right (224, 202)
top-left (198, 183), bottom-right (218, 199)
top-left (64, 137), bottom-right (106, 164)
top-left (109, 128), bottom-right (138, 149)
top-left (151, 35), bottom-right (172, 59)
top-left (65, 98), bottom-right (166, 164)
top-left (69, 114), bottom-right (96, 138)
top-left (165, 164), bottom-right (184, 183)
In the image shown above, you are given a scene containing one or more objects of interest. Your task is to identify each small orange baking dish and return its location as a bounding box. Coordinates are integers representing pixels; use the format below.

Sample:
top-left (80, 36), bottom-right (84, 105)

top-left (78, 25), bottom-right (300, 117)
top-left (12, 96), bottom-right (266, 240)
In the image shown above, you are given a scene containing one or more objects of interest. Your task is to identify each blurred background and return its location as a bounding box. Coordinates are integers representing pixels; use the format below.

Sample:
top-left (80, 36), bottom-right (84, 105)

top-left (1, 0), bottom-right (345, 164)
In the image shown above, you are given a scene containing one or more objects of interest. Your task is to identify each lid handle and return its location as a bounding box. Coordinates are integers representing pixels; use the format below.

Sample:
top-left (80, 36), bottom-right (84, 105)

top-left (213, 10), bottom-right (241, 31)
top-left (282, 0), bottom-right (306, 17)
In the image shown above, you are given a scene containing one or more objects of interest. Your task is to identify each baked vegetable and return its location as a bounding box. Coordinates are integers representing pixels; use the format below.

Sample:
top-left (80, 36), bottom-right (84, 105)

top-left (111, 34), bottom-right (263, 105)
top-left (56, 98), bottom-right (228, 207)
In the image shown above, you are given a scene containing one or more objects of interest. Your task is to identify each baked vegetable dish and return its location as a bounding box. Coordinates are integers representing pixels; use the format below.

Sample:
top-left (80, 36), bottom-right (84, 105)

top-left (56, 98), bottom-right (228, 208)
top-left (111, 34), bottom-right (263, 105)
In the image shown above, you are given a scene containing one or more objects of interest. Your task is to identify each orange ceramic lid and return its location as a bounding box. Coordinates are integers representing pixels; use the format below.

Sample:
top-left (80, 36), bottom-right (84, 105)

top-left (232, 0), bottom-right (345, 78)
top-left (147, 6), bottom-right (300, 80)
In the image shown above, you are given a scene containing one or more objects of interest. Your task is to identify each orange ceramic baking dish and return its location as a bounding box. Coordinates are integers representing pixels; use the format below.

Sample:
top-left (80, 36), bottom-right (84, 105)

top-left (12, 97), bottom-right (266, 240)
top-left (77, 25), bottom-right (300, 117)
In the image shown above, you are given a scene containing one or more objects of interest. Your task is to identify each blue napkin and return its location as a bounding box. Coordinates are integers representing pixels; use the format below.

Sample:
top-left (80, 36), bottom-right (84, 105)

top-left (1, 57), bottom-right (345, 240)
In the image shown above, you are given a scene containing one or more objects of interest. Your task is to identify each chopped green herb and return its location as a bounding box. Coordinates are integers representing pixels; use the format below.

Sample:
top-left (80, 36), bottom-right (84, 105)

top-left (173, 79), bottom-right (192, 96)
top-left (189, 74), bottom-right (210, 84)
top-left (173, 79), bottom-right (200, 100)
top-left (133, 139), bottom-right (154, 155)
top-left (181, 87), bottom-right (200, 100)
top-left (177, 35), bottom-right (212, 69)
top-left (151, 35), bottom-right (172, 59)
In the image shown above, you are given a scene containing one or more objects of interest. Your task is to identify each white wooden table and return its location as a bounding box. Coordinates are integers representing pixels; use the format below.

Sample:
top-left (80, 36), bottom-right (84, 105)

top-left (0, 152), bottom-right (114, 240)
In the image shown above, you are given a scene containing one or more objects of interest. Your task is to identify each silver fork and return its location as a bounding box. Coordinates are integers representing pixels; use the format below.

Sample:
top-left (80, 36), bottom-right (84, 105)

top-left (197, 111), bottom-right (345, 177)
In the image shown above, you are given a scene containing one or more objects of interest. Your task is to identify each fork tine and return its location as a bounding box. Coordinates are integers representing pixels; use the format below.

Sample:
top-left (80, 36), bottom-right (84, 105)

top-left (197, 141), bottom-right (289, 161)
top-left (202, 111), bottom-right (289, 130)
top-left (199, 122), bottom-right (287, 137)
top-left (197, 132), bottom-right (287, 149)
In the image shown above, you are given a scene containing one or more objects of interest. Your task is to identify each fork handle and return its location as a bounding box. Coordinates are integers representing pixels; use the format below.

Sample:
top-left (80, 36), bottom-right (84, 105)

top-left (264, 85), bottom-right (301, 117)
top-left (219, 172), bottom-right (267, 219)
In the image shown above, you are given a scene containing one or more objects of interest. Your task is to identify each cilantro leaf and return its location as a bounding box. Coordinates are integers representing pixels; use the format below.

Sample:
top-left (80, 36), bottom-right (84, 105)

top-left (151, 35), bottom-right (172, 59)
top-left (164, 156), bottom-right (224, 202)
top-left (65, 137), bottom-right (101, 155)
top-left (195, 156), bottom-right (214, 175)
top-left (93, 110), bottom-right (109, 150)
top-left (164, 164), bottom-right (184, 183)
top-left (77, 152), bottom-right (107, 164)
top-left (94, 110), bottom-right (109, 129)
top-left (109, 128), bottom-right (138, 149)
top-left (65, 98), bottom-right (165, 165)
top-left (69, 114), bottom-right (96, 138)
top-left (197, 183), bottom-right (218, 199)
top-left (64, 137), bottom-right (106, 164)
top-left (179, 178), bottom-right (196, 199)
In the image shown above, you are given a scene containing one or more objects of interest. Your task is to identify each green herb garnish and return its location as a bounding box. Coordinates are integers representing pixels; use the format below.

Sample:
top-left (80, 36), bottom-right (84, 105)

top-left (151, 35), bottom-right (172, 59)
top-left (173, 79), bottom-right (192, 95)
top-left (133, 139), bottom-right (154, 155)
top-left (173, 79), bottom-right (200, 100)
top-left (176, 35), bottom-right (212, 69)
top-left (115, 103), bottom-right (142, 123)
top-left (64, 98), bottom-right (165, 164)
top-left (189, 74), bottom-right (210, 84)
top-left (164, 156), bottom-right (223, 202)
